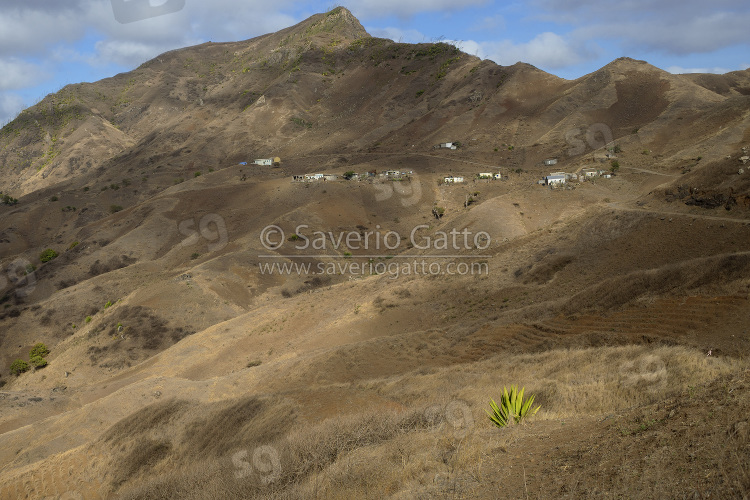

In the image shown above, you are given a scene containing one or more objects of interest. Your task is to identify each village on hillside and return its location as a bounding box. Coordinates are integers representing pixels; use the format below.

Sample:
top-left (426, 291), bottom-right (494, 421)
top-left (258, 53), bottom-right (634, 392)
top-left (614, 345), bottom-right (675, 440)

top-left (241, 142), bottom-right (619, 188)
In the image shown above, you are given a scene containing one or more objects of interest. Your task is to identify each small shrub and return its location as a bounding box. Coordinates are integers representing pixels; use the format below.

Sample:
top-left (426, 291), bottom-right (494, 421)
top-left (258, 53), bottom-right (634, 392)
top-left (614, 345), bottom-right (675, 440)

top-left (50, 196), bottom-right (58, 202)
top-left (10, 359), bottom-right (29, 376)
top-left (194, 171), bottom-right (202, 177)
top-left (246, 360), bottom-right (262, 368)
top-left (611, 160), bottom-right (620, 171)
top-left (85, 316), bottom-right (92, 323)
top-left (25, 264), bottom-right (36, 274)
top-left (69, 241), bottom-right (79, 250)
top-left (29, 343), bottom-right (50, 359)
top-left (190, 252), bottom-right (201, 260)
top-left (1, 194), bottom-right (18, 205)
top-left (416, 89), bottom-right (425, 97)
top-left (83, 186), bottom-right (90, 192)
top-left (613, 144), bottom-right (622, 153)
top-left (104, 301), bottom-right (113, 309)
top-left (109, 205), bottom-right (123, 214)
top-left (29, 356), bottom-right (47, 369)
top-left (39, 249), bottom-right (58, 263)
top-left (486, 385), bottom-right (540, 428)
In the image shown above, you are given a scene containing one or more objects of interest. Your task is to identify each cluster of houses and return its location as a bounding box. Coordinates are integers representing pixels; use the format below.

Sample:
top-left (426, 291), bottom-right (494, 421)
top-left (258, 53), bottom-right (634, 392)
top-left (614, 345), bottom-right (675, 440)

top-left (541, 168), bottom-right (611, 186)
top-left (444, 171), bottom-right (510, 184)
top-left (239, 157), bottom-right (281, 167)
top-left (292, 170), bottom-right (414, 183)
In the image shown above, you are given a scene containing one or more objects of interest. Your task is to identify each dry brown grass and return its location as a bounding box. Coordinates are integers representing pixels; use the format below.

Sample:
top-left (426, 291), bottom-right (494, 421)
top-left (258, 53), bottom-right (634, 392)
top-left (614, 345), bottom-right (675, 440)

top-left (112, 344), bottom-right (744, 499)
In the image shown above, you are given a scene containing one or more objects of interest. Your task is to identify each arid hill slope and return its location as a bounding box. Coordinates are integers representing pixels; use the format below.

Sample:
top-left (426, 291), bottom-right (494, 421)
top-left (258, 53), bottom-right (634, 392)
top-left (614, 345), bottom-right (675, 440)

top-left (0, 7), bottom-right (749, 499)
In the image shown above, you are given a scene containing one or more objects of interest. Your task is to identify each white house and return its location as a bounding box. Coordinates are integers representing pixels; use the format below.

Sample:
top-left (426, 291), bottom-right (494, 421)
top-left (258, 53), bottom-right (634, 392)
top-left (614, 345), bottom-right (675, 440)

top-left (384, 170), bottom-right (401, 177)
top-left (438, 142), bottom-right (458, 150)
top-left (292, 175), bottom-right (305, 182)
top-left (544, 158), bottom-right (558, 166)
top-left (494, 173), bottom-right (503, 180)
top-left (582, 169), bottom-right (598, 178)
top-left (305, 173), bottom-right (324, 181)
top-left (444, 176), bottom-right (465, 184)
top-left (478, 172), bottom-right (494, 179)
top-left (323, 174), bottom-right (338, 181)
top-left (544, 175), bottom-right (566, 186)
top-left (253, 159), bottom-right (273, 166)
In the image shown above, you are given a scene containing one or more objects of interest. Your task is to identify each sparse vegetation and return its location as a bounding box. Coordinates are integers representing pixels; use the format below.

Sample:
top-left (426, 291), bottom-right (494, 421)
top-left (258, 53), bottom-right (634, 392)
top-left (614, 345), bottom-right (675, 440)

top-left (29, 355), bottom-right (47, 369)
top-left (10, 359), bottom-right (29, 376)
top-left (29, 343), bottom-right (50, 359)
top-left (110, 205), bottom-right (123, 213)
top-left (290, 117), bottom-right (313, 129)
top-left (1, 193), bottom-right (18, 205)
top-left (39, 248), bottom-right (58, 263)
top-left (611, 160), bottom-right (620, 171)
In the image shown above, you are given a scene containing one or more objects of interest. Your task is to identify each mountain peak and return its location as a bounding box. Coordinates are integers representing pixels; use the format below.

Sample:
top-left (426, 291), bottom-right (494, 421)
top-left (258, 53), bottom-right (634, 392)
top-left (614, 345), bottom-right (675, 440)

top-left (294, 6), bottom-right (370, 42)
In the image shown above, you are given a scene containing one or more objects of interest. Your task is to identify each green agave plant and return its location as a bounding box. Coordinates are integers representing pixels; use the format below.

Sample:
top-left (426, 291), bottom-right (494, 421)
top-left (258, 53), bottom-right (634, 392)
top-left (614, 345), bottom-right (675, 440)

top-left (486, 385), bottom-right (540, 428)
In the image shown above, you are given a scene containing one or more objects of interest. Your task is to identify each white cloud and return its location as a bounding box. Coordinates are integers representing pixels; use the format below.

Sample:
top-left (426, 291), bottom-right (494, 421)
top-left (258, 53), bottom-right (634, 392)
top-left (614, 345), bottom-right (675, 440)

top-left (348, 0), bottom-right (489, 19)
top-left (742, 63), bottom-right (750, 70)
top-left (0, 8), bottom-right (85, 57)
top-left (0, 92), bottom-right (25, 126)
top-left (460, 32), bottom-right (597, 69)
top-left (0, 58), bottom-right (49, 91)
top-left (532, 0), bottom-right (750, 56)
top-left (368, 27), bottom-right (428, 43)
top-left (666, 66), bottom-right (731, 74)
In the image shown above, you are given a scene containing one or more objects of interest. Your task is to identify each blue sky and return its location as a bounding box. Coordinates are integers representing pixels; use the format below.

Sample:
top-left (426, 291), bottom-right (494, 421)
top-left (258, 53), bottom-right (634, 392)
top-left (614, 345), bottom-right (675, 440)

top-left (1, 0), bottom-right (749, 124)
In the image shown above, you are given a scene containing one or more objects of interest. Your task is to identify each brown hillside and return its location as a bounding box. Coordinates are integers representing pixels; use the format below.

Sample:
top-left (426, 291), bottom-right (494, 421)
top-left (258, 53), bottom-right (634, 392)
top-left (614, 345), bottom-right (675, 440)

top-left (0, 7), bottom-right (749, 499)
